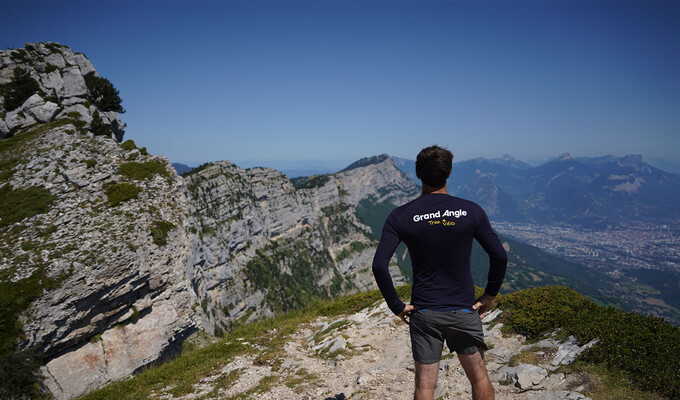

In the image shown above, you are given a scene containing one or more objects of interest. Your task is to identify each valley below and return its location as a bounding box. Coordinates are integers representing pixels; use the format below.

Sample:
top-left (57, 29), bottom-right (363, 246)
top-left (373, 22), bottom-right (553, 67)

top-left (492, 221), bottom-right (680, 324)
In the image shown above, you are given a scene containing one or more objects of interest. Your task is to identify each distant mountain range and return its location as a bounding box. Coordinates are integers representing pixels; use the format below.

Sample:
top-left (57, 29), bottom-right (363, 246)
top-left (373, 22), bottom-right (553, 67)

top-left (393, 153), bottom-right (680, 229)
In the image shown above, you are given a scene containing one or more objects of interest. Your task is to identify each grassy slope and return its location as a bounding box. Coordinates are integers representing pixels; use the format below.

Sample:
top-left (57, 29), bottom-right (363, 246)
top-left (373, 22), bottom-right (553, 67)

top-left (80, 285), bottom-right (678, 400)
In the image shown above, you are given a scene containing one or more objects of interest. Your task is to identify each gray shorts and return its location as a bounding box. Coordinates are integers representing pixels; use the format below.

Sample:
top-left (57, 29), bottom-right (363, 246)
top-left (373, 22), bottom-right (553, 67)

top-left (410, 308), bottom-right (488, 364)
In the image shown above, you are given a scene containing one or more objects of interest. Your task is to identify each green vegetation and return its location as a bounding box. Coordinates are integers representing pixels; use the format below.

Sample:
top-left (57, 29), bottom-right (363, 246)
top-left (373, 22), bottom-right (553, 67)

top-left (291, 174), bottom-right (331, 189)
top-left (150, 220), bottom-right (175, 246)
top-left (0, 68), bottom-right (41, 111)
top-left (44, 63), bottom-right (58, 74)
top-left (104, 182), bottom-right (140, 206)
top-left (9, 49), bottom-right (30, 63)
top-left (120, 139), bottom-right (137, 151)
top-left (90, 110), bottom-right (112, 137)
top-left (0, 185), bottom-right (55, 227)
top-left (0, 265), bottom-right (70, 400)
top-left (243, 239), bottom-right (338, 314)
top-left (336, 241), bottom-right (371, 261)
top-left (118, 160), bottom-right (169, 180)
top-left (499, 286), bottom-right (680, 399)
top-left (181, 161), bottom-right (213, 177)
top-left (84, 159), bottom-right (97, 168)
top-left (79, 285), bottom-right (411, 400)
top-left (84, 72), bottom-right (125, 113)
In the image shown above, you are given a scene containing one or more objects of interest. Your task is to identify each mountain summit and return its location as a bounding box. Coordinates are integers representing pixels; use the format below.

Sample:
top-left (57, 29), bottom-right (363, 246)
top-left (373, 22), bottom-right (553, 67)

top-left (1, 42), bottom-right (125, 140)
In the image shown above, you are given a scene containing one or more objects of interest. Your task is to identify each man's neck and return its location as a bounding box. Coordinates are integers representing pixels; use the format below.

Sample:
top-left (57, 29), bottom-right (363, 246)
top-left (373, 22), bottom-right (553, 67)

top-left (422, 183), bottom-right (447, 195)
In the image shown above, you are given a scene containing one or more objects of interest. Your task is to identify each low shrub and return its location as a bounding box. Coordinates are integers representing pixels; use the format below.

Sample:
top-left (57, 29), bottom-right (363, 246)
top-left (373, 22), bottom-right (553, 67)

top-left (105, 182), bottom-right (140, 206)
top-left (120, 140), bottom-right (136, 151)
top-left (499, 286), bottom-right (680, 399)
top-left (119, 160), bottom-right (168, 180)
top-left (150, 220), bottom-right (175, 246)
top-left (291, 174), bottom-right (331, 190)
top-left (336, 241), bottom-right (371, 261)
top-left (0, 185), bottom-right (55, 227)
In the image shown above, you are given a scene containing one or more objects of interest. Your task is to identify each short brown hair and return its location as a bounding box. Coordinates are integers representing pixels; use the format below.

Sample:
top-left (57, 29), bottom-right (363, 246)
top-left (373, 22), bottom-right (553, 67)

top-left (415, 145), bottom-right (453, 188)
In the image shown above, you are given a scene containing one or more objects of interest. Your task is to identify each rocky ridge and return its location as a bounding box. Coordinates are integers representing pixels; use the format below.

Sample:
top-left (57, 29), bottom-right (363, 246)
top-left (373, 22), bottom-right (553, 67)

top-left (0, 42), bottom-right (198, 399)
top-left (183, 157), bottom-right (419, 335)
top-left (149, 299), bottom-right (598, 400)
top-left (0, 42), bottom-right (124, 140)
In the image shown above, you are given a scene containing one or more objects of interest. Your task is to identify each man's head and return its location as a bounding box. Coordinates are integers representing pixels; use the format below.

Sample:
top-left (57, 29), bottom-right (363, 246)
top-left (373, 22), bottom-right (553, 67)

top-left (415, 145), bottom-right (453, 189)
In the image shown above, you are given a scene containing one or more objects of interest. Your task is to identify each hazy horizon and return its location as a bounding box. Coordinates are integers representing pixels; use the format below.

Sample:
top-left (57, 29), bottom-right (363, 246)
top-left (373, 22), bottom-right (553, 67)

top-left (171, 151), bottom-right (680, 176)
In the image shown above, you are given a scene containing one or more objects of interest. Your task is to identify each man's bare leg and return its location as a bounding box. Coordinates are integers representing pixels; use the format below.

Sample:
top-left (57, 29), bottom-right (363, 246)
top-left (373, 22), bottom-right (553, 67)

top-left (458, 348), bottom-right (494, 400)
top-left (414, 361), bottom-right (440, 400)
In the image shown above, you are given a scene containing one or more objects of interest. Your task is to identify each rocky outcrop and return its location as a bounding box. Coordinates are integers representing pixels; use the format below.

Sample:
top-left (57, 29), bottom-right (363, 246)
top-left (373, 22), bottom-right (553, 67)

top-left (0, 121), bottom-right (197, 399)
top-left (147, 299), bottom-right (596, 400)
top-left (0, 42), bottom-right (124, 140)
top-left (183, 157), bottom-right (419, 335)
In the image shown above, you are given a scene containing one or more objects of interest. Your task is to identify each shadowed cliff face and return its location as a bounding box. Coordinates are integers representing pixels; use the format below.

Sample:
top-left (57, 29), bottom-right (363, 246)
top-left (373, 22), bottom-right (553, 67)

top-left (183, 157), bottom-right (419, 335)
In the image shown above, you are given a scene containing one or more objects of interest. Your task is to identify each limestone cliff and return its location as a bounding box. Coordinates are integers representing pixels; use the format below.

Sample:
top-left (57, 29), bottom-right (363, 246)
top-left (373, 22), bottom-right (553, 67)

top-left (0, 43), bottom-right (197, 400)
top-left (183, 156), bottom-right (419, 335)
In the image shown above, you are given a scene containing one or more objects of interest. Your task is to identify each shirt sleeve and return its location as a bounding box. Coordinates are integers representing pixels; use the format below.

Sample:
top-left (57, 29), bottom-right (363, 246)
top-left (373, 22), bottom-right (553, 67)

top-left (473, 206), bottom-right (508, 297)
top-left (371, 211), bottom-right (406, 315)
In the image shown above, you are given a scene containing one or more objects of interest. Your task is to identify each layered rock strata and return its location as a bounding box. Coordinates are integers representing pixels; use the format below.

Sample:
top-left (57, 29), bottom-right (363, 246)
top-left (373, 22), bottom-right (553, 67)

top-left (0, 121), bottom-right (198, 399)
top-left (184, 156), bottom-right (419, 335)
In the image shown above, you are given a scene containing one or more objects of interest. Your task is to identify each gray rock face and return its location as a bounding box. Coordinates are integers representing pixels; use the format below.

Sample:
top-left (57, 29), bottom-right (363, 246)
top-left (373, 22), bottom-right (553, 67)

top-left (0, 42), bottom-right (124, 140)
top-left (1, 124), bottom-right (196, 399)
top-left (184, 157), bottom-right (418, 335)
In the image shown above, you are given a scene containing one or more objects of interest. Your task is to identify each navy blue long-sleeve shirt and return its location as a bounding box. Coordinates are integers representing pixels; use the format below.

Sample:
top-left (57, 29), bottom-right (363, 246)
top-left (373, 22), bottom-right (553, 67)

top-left (372, 193), bottom-right (507, 315)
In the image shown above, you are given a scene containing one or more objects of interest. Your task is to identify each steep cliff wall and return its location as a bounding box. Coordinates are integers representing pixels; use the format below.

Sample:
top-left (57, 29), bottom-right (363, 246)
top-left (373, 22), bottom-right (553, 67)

top-left (0, 43), bottom-right (198, 400)
top-left (183, 156), bottom-right (418, 335)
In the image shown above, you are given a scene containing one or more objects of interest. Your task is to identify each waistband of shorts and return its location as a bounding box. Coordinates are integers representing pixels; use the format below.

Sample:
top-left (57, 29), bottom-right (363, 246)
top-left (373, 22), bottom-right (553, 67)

top-left (415, 306), bottom-right (472, 312)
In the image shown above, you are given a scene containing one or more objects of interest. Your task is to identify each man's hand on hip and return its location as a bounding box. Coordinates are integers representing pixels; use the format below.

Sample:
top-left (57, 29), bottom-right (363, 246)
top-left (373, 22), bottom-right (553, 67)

top-left (398, 304), bottom-right (417, 325)
top-left (472, 293), bottom-right (496, 318)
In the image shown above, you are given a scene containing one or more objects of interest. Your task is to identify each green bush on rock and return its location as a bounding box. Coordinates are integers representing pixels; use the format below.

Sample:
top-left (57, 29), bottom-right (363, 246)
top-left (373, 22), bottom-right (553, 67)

top-left (84, 72), bottom-right (125, 113)
top-left (499, 286), bottom-right (680, 399)
top-left (105, 182), bottom-right (140, 206)
top-left (0, 68), bottom-right (42, 112)
top-left (119, 160), bottom-right (169, 180)
top-left (0, 185), bottom-right (55, 227)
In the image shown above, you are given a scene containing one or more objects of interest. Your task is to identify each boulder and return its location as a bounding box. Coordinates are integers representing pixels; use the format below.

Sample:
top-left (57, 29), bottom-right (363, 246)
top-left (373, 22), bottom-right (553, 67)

top-left (507, 364), bottom-right (549, 389)
top-left (28, 101), bottom-right (61, 123)
top-left (59, 66), bottom-right (87, 98)
top-left (552, 336), bottom-right (599, 365)
top-left (74, 53), bottom-right (96, 76)
top-left (4, 109), bottom-right (37, 131)
top-left (21, 93), bottom-right (45, 110)
top-left (44, 53), bottom-right (66, 69)
top-left (0, 118), bottom-right (9, 138)
top-left (41, 70), bottom-right (65, 93)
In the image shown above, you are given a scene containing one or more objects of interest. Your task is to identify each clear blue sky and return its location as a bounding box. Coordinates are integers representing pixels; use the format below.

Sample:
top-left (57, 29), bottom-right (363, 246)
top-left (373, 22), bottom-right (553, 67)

top-left (2, 1), bottom-right (679, 169)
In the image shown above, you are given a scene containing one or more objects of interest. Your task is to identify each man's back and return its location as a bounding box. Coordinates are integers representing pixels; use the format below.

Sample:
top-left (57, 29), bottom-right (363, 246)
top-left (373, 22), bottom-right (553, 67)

top-left (372, 193), bottom-right (506, 315)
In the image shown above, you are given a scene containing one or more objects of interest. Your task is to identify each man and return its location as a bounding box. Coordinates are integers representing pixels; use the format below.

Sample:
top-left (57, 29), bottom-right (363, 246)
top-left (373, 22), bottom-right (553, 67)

top-left (372, 145), bottom-right (507, 400)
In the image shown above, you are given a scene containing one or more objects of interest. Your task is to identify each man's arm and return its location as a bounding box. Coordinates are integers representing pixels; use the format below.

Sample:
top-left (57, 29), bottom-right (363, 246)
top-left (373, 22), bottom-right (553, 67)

top-left (473, 207), bottom-right (508, 306)
top-left (372, 213), bottom-right (407, 316)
